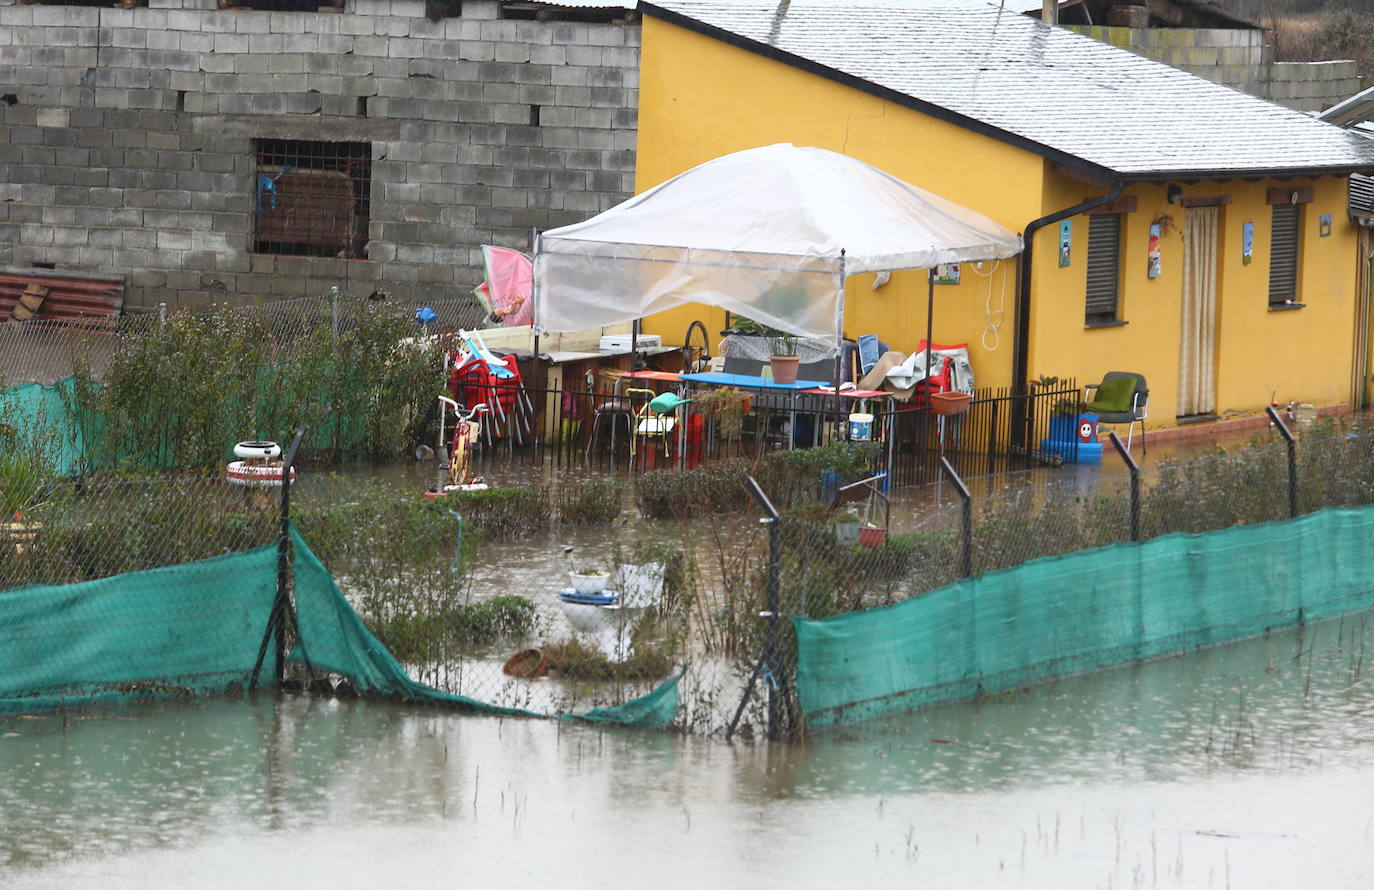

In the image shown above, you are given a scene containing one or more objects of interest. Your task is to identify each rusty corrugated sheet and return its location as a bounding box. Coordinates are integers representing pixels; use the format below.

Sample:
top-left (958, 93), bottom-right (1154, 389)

top-left (0, 268), bottom-right (125, 326)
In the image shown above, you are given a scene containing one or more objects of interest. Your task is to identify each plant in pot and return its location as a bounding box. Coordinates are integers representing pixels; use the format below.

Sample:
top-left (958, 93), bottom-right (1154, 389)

top-left (693, 386), bottom-right (753, 439)
top-left (562, 545), bottom-right (610, 595)
top-left (726, 316), bottom-right (802, 384)
top-left (1, 454), bottom-right (48, 553)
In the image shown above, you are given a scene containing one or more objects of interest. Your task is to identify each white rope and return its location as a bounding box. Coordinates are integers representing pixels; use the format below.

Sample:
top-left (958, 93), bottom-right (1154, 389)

top-left (968, 260), bottom-right (1006, 352)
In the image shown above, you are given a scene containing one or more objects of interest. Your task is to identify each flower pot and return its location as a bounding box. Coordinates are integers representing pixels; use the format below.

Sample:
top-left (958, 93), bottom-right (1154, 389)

top-left (858, 525), bottom-right (886, 548)
top-left (929, 391), bottom-right (971, 416)
top-left (570, 571), bottom-right (610, 595)
top-left (769, 355), bottom-right (800, 385)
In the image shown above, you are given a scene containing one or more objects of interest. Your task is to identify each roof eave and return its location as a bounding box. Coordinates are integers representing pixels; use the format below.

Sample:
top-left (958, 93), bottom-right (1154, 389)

top-left (1117, 164), bottom-right (1374, 182)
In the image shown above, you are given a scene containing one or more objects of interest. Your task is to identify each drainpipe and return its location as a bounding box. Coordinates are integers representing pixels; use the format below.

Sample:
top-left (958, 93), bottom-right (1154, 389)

top-left (1010, 178), bottom-right (1124, 449)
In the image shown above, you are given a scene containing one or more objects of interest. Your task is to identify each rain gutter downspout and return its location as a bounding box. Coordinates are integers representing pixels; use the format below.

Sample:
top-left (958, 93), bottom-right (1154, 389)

top-left (1010, 178), bottom-right (1124, 449)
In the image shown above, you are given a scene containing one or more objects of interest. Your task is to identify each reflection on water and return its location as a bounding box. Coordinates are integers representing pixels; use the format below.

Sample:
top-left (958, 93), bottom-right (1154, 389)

top-left (5, 612), bottom-right (1374, 888)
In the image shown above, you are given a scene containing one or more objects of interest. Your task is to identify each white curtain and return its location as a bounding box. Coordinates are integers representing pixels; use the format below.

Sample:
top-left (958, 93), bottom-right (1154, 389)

top-left (1179, 206), bottom-right (1218, 416)
top-left (1352, 228), bottom-right (1374, 410)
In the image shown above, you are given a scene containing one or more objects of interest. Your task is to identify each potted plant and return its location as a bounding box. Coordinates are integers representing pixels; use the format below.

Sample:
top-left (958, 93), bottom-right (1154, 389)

top-left (834, 507), bottom-right (861, 546)
top-left (693, 386), bottom-right (753, 439)
top-left (562, 545), bottom-right (611, 594)
top-left (726, 316), bottom-right (802, 384)
top-left (1, 454), bottom-right (47, 553)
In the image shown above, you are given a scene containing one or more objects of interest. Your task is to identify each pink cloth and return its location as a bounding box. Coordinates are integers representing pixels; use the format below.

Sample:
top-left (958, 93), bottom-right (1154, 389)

top-left (478, 245), bottom-right (532, 327)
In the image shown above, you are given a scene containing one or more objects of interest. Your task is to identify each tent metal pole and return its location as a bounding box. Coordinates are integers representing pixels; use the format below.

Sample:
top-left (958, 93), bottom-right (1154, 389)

top-left (835, 251), bottom-right (847, 419)
top-left (531, 229), bottom-right (541, 360)
top-left (924, 268), bottom-right (935, 404)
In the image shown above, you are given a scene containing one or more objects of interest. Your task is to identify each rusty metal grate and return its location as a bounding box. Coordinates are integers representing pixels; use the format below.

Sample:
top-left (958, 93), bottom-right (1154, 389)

top-left (253, 139), bottom-right (371, 259)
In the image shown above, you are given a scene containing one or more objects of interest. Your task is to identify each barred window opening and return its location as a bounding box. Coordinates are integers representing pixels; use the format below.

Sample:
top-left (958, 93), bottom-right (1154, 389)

top-left (253, 139), bottom-right (371, 260)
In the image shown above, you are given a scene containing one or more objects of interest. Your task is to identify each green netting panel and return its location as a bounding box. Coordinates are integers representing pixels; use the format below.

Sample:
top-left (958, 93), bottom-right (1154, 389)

top-left (0, 545), bottom-right (278, 714)
top-left (794, 503), bottom-right (1374, 729)
top-left (0, 528), bottom-right (680, 729)
top-left (0, 379), bottom-right (90, 478)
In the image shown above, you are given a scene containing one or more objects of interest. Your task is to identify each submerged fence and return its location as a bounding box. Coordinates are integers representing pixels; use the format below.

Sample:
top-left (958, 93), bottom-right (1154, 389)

top-left (3, 409), bottom-right (1374, 739)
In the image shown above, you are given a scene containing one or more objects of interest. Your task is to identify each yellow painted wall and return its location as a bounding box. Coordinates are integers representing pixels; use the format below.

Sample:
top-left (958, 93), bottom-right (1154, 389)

top-left (636, 17), bottom-right (1039, 387)
top-left (1030, 173), bottom-right (1358, 424)
top-left (636, 15), bottom-right (1361, 422)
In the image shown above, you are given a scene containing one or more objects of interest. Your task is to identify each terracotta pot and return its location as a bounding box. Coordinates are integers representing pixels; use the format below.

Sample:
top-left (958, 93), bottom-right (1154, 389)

top-left (929, 391), bottom-right (971, 416)
top-left (858, 525), bottom-right (887, 548)
top-left (769, 355), bottom-right (801, 385)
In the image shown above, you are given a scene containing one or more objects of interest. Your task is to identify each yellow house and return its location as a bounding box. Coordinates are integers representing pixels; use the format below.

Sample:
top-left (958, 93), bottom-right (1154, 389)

top-left (633, 0), bottom-right (1374, 434)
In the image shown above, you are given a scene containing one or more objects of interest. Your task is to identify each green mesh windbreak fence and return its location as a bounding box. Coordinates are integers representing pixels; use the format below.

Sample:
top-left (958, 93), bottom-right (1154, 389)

top-left (0, 379), bottom-right (88, 478)
top-left (0, 528), bottom-right (679, 730)
top-left (793, 503), bottom-right (1374, 729)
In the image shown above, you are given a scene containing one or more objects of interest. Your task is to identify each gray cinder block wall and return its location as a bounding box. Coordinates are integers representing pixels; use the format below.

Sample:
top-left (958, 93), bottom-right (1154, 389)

top-left (0, 0), bottom-right (639, 309)
top-left (1068, 25), bottom-right (1361, 113)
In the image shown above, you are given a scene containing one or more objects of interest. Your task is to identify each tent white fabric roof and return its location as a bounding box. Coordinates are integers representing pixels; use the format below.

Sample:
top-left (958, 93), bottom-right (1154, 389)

top-left (532, 143), bottom-right (1023, 341)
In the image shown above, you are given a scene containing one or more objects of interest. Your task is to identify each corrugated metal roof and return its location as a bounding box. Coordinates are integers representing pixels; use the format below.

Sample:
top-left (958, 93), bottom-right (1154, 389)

top-left (0, 268), bottom-right (125, 327)
top-left (643, 0), bottom-right (1374, 179)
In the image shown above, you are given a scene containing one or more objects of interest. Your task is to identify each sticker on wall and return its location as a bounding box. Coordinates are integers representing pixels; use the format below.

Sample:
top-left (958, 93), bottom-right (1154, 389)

top-left (1242, 222), bottom-right (1253, 265)
top-left (1320, 214), bottom-right (1332, 237)
top-left (1147, 223), bottom-right (1162, 279)
top-left (934, 264), bottom-right (960, 285)
top-left (1059, 219), bottom-right (1071, 267)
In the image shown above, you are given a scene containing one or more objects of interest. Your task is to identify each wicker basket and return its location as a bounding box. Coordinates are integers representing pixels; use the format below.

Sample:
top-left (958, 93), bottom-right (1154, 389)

top-left (929, 391), bottom-right (971, 416)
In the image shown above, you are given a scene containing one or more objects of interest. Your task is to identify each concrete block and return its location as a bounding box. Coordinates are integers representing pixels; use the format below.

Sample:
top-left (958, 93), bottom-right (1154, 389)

top-left (504, 123), bottom-right (541, 147)
top-left (550, 65), bottom-right (590, 87)
top-left (405, 18), bottom-right (443, 39)
top-left (248, 33), bottom-right (284, 53)
top-left (555, 85), bottom-right (591, 107)
top-left (110, 28), bottom-right (148, 49)
top-left (409, 78), bottom-right (447, 101)
top-left (353, 34), bottom-right (390, 57)
top-left (166, 10), bottom-right (200, 31)
top-left (459, 40), bottom-right (494, 62)
top-left (586, 24), bottom-right (626, 47)
top-left (35, 107), bottom-right (70, 128)
top-left (552, 23), bottom-right (588, 46)
top-left (471, 165), bottom-right (511, 187)
top-left (272, 74), bottom-right (308, 92)
top-left (602, 46), bottom-right (637, 69)
top-left (601, 149), bottom-right (633, 173)
top-left (391, 0), bottom-right (424, 18)
top-left (199, 12), bottom-right (236, 33)
top-left (574, 106), bottom-right (611, 128)
top-left (589, 86), bottom-right (625, 108)
top-left (494, 42), bottom-right (531, 64)
top-left (282, 32), bottom-right (319, 54)
top-left (269, 53), bottom-right (306, 74)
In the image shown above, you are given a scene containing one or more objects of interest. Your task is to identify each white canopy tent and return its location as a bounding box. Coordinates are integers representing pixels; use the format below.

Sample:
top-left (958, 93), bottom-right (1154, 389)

top-left (532, 143), bottom-right (1023, 381)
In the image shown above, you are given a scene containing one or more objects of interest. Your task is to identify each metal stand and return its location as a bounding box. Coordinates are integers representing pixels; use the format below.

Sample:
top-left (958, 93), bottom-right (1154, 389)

top-left (726, 476), bottom-right (786, 742)
top-left (1267, 405), bottom-right (1299, 519)
top-left (250, 427), bottom-right (314, 690)
top-left (939, 457), bottom-right (973, 577)
top-left (1106, 431), bottom-right (1141, 541)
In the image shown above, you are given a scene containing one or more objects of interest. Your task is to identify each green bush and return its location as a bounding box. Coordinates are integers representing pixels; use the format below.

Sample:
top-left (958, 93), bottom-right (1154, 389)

top-left (557, 478), bottom-right (625, 525)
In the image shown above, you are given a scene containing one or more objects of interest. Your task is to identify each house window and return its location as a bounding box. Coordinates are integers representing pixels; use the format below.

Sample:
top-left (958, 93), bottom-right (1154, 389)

top-left (253, 139), bottom-right (371, 259)
top-left (1085, 213), bottom-right (1122, 324)
top-left (1268, 203), bottom-right (1301, 306)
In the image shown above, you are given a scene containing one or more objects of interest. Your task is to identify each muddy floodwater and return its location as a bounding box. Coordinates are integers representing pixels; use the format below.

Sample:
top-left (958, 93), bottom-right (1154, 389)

top-left (4, 609), bottom-right (1374, 889)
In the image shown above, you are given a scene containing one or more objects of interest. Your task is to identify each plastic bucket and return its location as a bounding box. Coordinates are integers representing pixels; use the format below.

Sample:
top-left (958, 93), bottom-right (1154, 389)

top-left (848, 412), bottom-right (873, 441)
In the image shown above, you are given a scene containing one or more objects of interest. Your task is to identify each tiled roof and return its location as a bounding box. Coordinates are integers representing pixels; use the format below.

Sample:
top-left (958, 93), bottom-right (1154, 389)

top-left (642, 0), bottom-right (1374, 179)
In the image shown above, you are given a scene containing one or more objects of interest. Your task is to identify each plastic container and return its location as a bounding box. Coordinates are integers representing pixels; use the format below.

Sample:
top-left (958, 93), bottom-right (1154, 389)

top-left (929, 391), bottom-right (971, 416)
top-left (848, 412), bottom-right (873, 441)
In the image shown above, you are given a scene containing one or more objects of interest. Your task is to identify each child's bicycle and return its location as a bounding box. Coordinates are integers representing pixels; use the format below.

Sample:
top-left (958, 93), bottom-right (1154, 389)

top-left (425, 397), bottom-right (489, 497)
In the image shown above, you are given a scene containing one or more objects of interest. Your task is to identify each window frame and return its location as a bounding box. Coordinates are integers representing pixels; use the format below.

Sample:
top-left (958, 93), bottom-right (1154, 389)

top-left (1084, 211), bottom-right (1124, 326)
top-left (1267, 202), bottom-right (1302, 307)
top-left (251, 138), bottom-right (372, 260)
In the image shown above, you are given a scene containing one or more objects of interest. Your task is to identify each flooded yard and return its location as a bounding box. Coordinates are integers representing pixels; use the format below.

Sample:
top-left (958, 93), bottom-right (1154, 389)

top-left (4, 609), bottom-right (1372, 889)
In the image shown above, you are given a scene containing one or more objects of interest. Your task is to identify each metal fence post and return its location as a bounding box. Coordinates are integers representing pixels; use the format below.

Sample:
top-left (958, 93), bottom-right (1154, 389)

top-left (1107, 432), bottom-right (1141, 541)
top-left (250, 426), bottom-right (306, 691)
top-left (1267, 405), bottom-right (1298, 518)
top-left (726, 475), bottom-right (784, 742)
top-left (939, 456), bottom-right (973, 578)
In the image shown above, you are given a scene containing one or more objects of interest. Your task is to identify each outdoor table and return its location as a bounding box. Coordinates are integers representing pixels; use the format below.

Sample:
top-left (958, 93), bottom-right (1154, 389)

top-left (798, 386), bottom-right (897, 470)
top-left (679, 372), bottom-right (830, 451)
